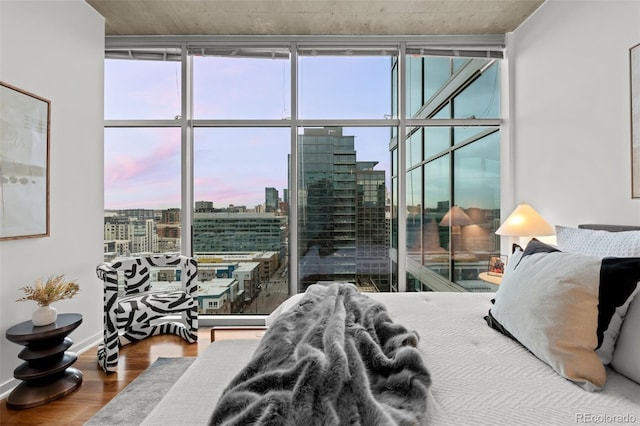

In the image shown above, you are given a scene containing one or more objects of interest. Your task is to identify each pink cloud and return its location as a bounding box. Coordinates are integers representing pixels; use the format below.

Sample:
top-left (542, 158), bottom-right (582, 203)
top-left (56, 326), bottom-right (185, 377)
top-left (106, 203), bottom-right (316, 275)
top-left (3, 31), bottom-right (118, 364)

top-left (105, 135), bottom-right (180, 186)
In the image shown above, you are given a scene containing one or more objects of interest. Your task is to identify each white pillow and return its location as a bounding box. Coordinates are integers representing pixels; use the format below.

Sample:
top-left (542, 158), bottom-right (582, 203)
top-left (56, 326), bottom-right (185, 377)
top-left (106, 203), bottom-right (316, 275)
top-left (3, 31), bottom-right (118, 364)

top-left (555, 225), bottom-right (640, 384)
top-left (612, 299), bottom-right (640, 384)
top-left (486, 239), bottom-right (640, 391)
top-left (489, 247), bottom-right (604, 391)
top-left (504, 245), bottom-right (523, 275)
top-left (556, 225), bottom-right (640, 257)
top-left (612, 297), bottom-right (640, 384)
top-left (264, 293), bottom-right (305, 326)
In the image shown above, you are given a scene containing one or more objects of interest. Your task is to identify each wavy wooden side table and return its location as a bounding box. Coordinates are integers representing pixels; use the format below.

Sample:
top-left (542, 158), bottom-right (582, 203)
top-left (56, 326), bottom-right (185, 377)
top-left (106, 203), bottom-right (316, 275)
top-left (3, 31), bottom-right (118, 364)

top-left (5, 313), bottom-right (83, 409)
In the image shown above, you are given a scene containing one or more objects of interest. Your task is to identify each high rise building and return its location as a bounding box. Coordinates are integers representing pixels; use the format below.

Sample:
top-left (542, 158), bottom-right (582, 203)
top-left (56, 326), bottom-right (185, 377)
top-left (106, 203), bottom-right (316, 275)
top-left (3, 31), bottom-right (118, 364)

top-left (297, 127), bottom-right (388, 291)
top-left (265, 187), bottom-right (278, 212)
top-left (355, 161), bottom-right (389, 291)
top-left (131, 218), bottom-right (156, 254)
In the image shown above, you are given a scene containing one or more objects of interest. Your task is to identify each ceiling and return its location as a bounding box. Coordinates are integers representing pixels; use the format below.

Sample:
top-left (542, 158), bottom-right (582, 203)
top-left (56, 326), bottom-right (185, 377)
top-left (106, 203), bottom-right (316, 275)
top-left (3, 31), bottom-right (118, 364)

top-left (85, 0), bottom-right (546, 36)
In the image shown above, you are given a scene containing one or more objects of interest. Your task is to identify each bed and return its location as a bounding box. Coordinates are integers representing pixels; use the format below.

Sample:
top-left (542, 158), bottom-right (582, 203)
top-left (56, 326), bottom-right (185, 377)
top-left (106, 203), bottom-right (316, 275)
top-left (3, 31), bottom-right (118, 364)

top-left (142, 224), bottom-right (640, 425)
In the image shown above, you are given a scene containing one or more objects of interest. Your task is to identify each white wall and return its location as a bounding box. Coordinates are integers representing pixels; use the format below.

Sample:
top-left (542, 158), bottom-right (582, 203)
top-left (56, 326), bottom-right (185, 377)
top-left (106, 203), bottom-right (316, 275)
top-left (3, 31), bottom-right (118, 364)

top-left (0, 1), bottom-right (104, 396)
top-left (508, 0), bottom-right (640, 227)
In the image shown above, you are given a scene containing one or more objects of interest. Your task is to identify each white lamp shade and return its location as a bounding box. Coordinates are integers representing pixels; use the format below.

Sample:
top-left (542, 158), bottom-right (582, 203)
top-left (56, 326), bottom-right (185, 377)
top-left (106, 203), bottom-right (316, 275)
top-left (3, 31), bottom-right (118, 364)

top-left (439, 205), bottom-right (473, 227)
top-left (495, 203), bottom-right (555, 237)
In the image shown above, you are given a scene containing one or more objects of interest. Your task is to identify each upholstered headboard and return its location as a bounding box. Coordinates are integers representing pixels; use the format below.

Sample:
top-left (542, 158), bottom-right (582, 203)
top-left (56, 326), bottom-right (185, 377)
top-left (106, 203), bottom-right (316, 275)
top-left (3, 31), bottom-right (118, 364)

top-left (579, 224), bottom-right (640, 232)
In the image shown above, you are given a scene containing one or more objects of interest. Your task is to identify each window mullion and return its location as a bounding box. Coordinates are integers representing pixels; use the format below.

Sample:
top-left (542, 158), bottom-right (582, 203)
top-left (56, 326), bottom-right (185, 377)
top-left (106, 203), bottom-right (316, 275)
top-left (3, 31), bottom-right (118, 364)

top-left (289, 42), bottom-right (298, 296)
top-left (397, 43), bottom-right (407, 292)
top-left (181, 42), bottom-right (194, 256)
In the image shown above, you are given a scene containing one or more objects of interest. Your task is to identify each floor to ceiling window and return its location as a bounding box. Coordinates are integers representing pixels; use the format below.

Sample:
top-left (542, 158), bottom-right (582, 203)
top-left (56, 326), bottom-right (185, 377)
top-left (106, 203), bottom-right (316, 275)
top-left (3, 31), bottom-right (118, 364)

top-left (296, 53), bottom-right (392, 292)
top-left (104, 54), bottom-right (183, 257)
top-left (394, 54), bottom-right (502, 292)
top-left (103, 37), bottom-right (504, 317)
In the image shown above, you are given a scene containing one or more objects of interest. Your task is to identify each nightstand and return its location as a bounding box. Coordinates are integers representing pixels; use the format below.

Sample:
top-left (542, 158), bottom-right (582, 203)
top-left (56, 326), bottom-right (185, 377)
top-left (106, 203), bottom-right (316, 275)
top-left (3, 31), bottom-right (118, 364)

top-left (478, 272), bottom-right (502, 285)
top-left (5, 313), bottom-right (83, 409)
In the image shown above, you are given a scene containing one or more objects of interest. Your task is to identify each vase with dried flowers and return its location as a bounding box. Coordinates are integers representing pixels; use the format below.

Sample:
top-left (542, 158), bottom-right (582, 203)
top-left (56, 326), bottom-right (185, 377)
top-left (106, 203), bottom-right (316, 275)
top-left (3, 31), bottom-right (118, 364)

top-left (17, 275), bottom-right (80, 326)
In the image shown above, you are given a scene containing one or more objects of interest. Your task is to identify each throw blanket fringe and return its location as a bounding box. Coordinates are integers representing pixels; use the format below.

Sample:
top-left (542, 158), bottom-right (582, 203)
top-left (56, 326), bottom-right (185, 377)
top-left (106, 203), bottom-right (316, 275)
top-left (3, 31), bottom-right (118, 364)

top-left (210, 283), bottom-right (431, 425)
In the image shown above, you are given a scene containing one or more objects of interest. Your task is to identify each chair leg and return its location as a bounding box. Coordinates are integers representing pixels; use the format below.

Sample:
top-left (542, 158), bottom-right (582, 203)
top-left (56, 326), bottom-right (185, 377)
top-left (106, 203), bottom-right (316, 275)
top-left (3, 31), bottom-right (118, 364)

top-left (99, 268), bottom-right (120, 373)
top-left (183, 304), bottom-right (198, 343)
top-left (98, 324), bottom-right (120, 374)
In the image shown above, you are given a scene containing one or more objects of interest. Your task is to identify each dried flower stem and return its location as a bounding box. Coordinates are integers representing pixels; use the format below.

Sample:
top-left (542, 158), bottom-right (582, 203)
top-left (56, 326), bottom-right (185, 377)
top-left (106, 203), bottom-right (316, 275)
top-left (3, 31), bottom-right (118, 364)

top-left (17, 275), bottom-right (80, 307)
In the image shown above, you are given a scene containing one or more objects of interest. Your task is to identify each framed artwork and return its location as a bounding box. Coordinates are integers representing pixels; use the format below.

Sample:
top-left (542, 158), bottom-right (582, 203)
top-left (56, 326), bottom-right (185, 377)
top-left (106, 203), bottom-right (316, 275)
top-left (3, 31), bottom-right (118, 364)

top-left (487, 255), bottom-right (507, 277)
top-left (0, 82), bottom-right (50, 240)
top-left (632, 43), bottom-right (640, 198)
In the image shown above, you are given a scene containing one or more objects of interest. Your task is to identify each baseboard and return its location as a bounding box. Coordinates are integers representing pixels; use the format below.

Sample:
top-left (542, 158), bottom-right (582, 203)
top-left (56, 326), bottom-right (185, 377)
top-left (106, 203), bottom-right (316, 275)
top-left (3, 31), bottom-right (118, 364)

top-left (0, 378), bottom-right (19, 401)
top-left (72, 331), bottom-right (103, 358)
top-left (0, 331), bottom-right (102, 400)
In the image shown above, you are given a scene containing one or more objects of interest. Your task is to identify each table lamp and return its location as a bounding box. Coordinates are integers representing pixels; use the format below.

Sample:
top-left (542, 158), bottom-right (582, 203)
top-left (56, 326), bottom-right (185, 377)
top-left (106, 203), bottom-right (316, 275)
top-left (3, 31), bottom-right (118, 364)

top-left (495, 202), bottom-right (555, 247)
top-left (439, 205), bottom-right (473, 252)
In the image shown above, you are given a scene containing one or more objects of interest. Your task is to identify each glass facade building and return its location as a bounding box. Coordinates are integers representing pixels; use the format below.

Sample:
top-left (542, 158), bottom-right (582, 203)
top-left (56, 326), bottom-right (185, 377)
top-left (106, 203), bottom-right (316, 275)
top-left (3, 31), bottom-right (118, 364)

top-left (355, 161), bottom-right (389, 291)
top-left (193, 212), bottom-right (286, 259)
top-left (297, 127), bottom-right (388, 292)
top-left (265, 188), bottom-right (279, 212)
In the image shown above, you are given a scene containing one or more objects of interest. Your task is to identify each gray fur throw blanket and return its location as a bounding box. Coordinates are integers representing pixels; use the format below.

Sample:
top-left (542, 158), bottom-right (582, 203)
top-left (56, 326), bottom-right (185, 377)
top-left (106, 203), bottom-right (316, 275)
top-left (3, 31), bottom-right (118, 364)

top-left (210, 283), bottom-right (431, 425)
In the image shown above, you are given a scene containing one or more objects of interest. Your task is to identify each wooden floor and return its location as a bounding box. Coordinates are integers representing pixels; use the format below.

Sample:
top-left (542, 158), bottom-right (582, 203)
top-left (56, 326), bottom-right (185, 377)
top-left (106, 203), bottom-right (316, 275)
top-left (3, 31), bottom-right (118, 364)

top-left (0, 329), bottom-right (213, 426)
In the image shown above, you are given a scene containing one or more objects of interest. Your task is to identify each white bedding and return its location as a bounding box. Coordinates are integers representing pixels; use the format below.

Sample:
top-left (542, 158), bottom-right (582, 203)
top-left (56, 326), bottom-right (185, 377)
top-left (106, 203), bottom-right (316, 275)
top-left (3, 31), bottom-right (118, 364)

top-left (368, 292), bottom-right (640, 425)
top-left (144, 292), bottom-right (640, 426)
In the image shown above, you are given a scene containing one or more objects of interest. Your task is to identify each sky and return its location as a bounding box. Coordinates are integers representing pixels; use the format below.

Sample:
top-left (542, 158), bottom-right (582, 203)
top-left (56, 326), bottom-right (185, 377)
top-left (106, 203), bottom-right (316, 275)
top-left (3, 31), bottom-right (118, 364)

top-left (104, 55), bottom-right (393, 210)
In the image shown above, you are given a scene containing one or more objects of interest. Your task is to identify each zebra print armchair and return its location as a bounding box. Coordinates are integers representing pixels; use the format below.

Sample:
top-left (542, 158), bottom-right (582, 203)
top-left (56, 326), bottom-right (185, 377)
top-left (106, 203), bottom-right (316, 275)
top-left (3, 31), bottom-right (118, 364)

top-left (96, 255), bottom-right (198, 373)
